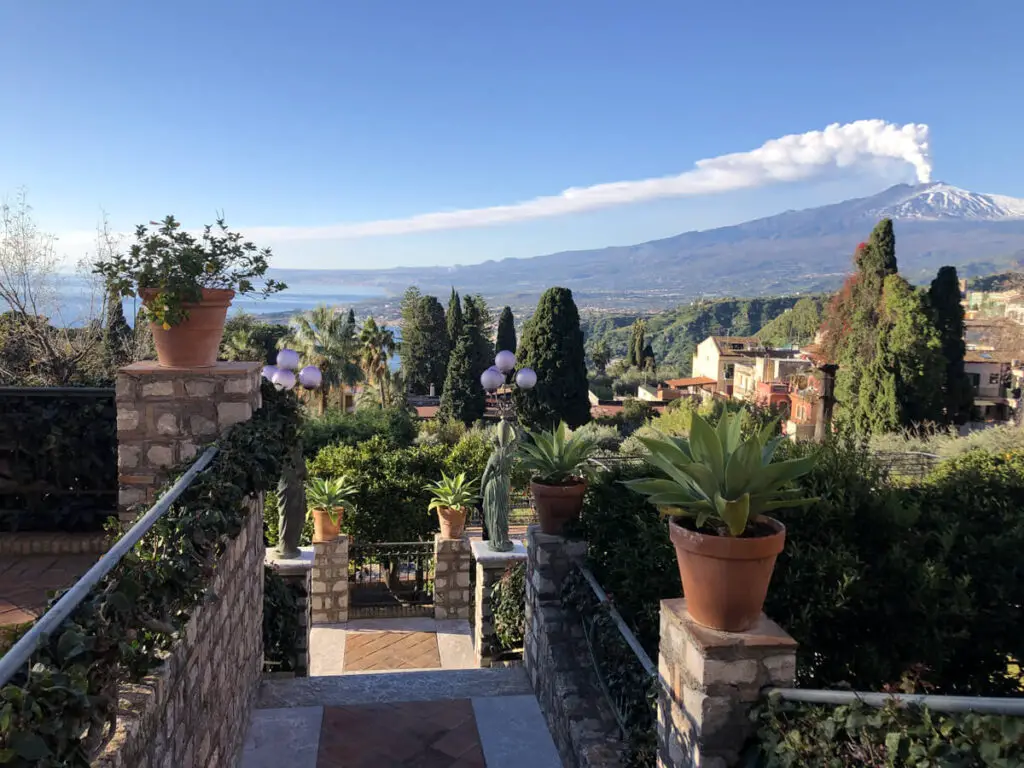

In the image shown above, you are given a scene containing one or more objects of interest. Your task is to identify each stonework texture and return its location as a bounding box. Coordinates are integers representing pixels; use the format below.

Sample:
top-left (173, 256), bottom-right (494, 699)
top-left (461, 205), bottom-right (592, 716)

top-left (656, 598), bottom-right (798, 768)
top-left (0, 532), bottom-right (110, 555)
top-left (94, 496), bottom-right (265, 768)
top-left (524, 525), bottom-right (626, 767)
top-left (115, 361), bottom-right (262, 523)
top-left (311, 535), bottom-right (350, 624)
top-left (434, 535), bottom-right (472, 620)
top-left (471, 549), bottom-right (527, 667)
top-left (267, 559), bottom-right (312, 678)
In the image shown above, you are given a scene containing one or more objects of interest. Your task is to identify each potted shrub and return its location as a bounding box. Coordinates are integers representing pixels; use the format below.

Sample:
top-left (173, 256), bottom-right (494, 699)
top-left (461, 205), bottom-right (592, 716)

top-left (624, 408), bottom-right (818, 632)
top-left (95, 215), bottom-right (285, 368)
top-left (425, 472), bottom-right (479, 539)
top-left (518, 421), bottom-right (599, 535)
top-left (307, 476), bottom-right (357, 542)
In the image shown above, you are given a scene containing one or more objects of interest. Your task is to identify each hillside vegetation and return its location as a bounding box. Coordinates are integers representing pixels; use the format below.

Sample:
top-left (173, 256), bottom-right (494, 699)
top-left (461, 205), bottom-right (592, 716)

top-left (582, 295), bottom-right (804, 374)
top-left (755, 296), bottom-right (827, 347)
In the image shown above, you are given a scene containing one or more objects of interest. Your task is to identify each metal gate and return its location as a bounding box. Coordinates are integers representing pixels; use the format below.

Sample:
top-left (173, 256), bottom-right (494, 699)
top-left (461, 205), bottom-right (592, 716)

top-left (348, 541), bottom-right (435, 619)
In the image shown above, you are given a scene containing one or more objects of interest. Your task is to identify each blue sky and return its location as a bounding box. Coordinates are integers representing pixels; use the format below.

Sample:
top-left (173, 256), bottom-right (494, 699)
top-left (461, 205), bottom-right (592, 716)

top-left (2, 0), bottom-right (1023, 270)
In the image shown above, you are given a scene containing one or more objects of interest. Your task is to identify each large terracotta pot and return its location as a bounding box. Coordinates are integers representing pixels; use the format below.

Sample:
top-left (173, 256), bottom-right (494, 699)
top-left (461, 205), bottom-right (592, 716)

top-left (531, 479), bottom-right (588, 535)
top-left (144, 288), bottom-right (234, 368)
top-left (437, 506), bottom-right (468, 539)
top-left (312, 507), bottom-right (342, 543)
top-left (669, 516), bottom-right (785, 632)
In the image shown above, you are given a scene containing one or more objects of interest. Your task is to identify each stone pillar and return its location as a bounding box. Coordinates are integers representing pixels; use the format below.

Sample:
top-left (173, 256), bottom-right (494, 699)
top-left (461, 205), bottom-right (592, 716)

top-left (434, 535), bottom-right (472, 620)
top-left (470, 538), bottom-right (528, 666)
top-left (266, 546), bottom-right (313, 677)
top-left (311, 535), bottom-right (349, 624)
top-left (524, 525), bottom-right (586, 683)
top-left (657, 598), bottom-right (798, 768)
top-left (115, 361), bottom-right (262, 523)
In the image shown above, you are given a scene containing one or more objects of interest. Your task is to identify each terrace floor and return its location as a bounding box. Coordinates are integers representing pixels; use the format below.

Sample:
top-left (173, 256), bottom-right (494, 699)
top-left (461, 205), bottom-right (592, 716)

top-left (0, 553), bottom-right (98, 627)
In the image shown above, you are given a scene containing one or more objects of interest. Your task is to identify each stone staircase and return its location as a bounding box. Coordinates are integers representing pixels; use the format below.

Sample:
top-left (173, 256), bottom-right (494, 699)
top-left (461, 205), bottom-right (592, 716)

top-left (242, 665), bottom-right (563, 767)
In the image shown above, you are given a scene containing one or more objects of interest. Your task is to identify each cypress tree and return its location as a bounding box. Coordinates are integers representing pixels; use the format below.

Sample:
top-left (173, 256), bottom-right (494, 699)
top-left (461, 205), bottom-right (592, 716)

top-left (446, 289), bottom-right (463, 346)
top-left (102, 285), bottom-right (132, 375)
top-left (929, 266), bottom-right (973, 424)
top-left (400, 288), bottom-right (450, 396)
top-left (439, 333), bottom-right (485, 425)
top-left (463, 294), bottom-right (493, 377)
top-left (513, 287), bottom-right (591, 430)
top-left (495, 306), bottom-right (517, 355)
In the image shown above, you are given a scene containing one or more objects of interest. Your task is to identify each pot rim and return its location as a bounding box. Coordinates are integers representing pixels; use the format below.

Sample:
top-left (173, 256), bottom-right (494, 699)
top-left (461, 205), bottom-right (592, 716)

top-left (669, 515), bottom-right (785, 560)
top-left (530, 477), bottom-right (588, 489)
top-left (141, 287), bottom-right (236, 305)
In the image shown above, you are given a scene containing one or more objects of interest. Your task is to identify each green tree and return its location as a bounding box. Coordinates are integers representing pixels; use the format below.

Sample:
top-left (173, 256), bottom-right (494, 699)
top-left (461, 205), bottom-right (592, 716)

top-left (221, 311), bottom-right (288, 364)
top-left (102, 284), bottom-right (132, 375)
top-left (640, 342), bottom-right (656, 373)
top-left (495, 306), bottom-right (517, 355)
top-left (590, 339), bottom-right (611, 375)
top-left (439, 333), bottom-right (485, 425)
top-left (359, 317), bottom-right (397, 408)
top-left (513, 286), bottom-right (591, 429)
top-left (280, 305), bottom-right (362, 413)
top-left (463, 294), bottom-right (493, 380)
top-left (627, 318), bottom-right (647, 367)
top-left (446, 288), bottom-right (463, 346)
top-left (400, 287), bottom-right (450, 396)
top-left (929, 266), bottom-right (973, 425)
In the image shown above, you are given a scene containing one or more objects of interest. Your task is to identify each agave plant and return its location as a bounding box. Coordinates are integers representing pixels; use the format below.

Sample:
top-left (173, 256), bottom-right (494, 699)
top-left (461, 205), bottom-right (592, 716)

top-left (306, 476), bottom-right (358, 523)
top-left (518, 421), bottom-right (600, 485)
top-left (622, 408), bottom-right (818, 536)
top-left (425, 472), bottom-right (479, 513)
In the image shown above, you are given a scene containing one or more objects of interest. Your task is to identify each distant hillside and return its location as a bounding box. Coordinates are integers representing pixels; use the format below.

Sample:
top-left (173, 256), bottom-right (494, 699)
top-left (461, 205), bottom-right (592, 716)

top-left (582, 296), bottom-right (803, 375)
top-left (755, 296), bottom-right (827, 347)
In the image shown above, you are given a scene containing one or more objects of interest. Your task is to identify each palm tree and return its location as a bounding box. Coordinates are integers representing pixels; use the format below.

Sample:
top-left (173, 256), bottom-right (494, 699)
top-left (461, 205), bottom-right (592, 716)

top-left (279, 305), bottom-right (362, 413)
top-left (359, 317), bottom-right (397, 408)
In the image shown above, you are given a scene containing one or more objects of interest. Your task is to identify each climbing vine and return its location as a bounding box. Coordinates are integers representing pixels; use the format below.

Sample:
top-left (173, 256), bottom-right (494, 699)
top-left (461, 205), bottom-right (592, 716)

top-left (0, 380), bottom-right (299, 767)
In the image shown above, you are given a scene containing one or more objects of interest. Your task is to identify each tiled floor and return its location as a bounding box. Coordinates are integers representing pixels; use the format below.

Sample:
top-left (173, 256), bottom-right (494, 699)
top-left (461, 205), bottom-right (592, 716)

top-left (343, 631), bottom-right (442, 672)
top-left (316, 699), bottom-right (485, 767)
top-left (0, 554), bottom-right (98, 627)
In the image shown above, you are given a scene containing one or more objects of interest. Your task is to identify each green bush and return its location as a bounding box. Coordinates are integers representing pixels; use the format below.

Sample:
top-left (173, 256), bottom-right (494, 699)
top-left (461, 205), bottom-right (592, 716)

top-left (492, 563), bottom-right (526, 652)
top-left (300, 406), bottom-right (416, 458)
top-left (263, 566), bottom-right (304, 673)
top-left (754, 694), bottom-right (1024, 767)
top-left (309, 437), bottom-right (449, 542)
top-left (446, 428), bottom-right (493, 481)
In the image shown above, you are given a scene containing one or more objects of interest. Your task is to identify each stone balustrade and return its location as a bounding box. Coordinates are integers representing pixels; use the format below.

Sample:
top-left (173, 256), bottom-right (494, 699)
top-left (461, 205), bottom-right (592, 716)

top-left (311, 535), bottom-right (349, 624)
top-left (470, 538), bottom-right (528, 667)
top-left (434, 534), bottom-right (473, 620)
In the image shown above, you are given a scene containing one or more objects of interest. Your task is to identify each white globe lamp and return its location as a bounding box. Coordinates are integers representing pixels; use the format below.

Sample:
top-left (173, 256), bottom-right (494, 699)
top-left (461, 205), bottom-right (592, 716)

top-left (261, 365), bottom-right (279, 382)
top-left (515, 367), bottom-right (537, 390)
top-left (272, 368), bottom-right (296, 391)
top-left (480, 366), bottom-right (505, 392)
top-left (276, 348), bottom-right (300, 371)
top-left (494, 350), bottom-right (516, 374)
top-left (298, 366), bottom-right (323, 390)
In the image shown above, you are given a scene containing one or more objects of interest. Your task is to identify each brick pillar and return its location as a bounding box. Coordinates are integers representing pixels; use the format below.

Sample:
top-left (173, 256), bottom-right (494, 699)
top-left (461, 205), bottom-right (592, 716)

top-left (266, 546), bottom-right (313, 677)
top-left (657, 598), bottom-right (797, 768)
top-left (524, 524), bottom-right (586, 683)
top-left (434, 534), bottom-right (472, 620)
top-left (470, 538), bottom-right (528, 666)
top-left (311, 535), bottom-right (349, 624)
top-left (115, 361), bottom-right (262, 523)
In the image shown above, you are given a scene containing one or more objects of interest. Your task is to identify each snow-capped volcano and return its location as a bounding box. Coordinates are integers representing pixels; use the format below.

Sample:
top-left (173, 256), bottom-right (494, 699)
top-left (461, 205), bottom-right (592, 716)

top-left (868, 182), bottom-right (1024, 221)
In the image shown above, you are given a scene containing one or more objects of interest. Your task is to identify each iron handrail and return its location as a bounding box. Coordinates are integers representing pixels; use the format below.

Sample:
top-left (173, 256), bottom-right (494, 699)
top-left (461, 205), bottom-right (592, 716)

top-left (0, 446), bottom-right (218, 688)
top-left (576, 563), bottom-right (658, 678)
top-left (0, 386), bottom-right (115, 397)
top-left (767, 687), bottom-right (1024, 716)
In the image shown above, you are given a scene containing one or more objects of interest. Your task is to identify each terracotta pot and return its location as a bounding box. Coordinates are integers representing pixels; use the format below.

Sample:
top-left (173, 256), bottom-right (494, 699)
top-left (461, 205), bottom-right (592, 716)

top-left (669, 516), bottom-right (785, 632)
top-left (437, 506), bottom-right (468, 539)
top-left (531, 479), bottom-right (588, 535)
top-left (311, 507), bottom-right (342, 542)
top-left (143, 288), bottom-right (235, 368)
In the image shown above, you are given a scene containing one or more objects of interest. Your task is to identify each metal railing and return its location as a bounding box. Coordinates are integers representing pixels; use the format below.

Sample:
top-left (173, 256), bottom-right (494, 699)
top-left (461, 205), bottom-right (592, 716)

top-left (348, 541), bottom-right (435, 619)
top-left (872, 450), bottom-right (942, 480)
top-left (568, 562), bottom-right (658, 758)
top-left (0, 446), bottom-right (218, 687)
top-left (768, 687), bottom-right (1024, 716)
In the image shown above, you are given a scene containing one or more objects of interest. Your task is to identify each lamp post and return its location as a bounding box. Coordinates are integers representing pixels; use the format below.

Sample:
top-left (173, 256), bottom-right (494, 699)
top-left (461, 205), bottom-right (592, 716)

top-left (263, 349), bottom-right (322, 559)
top-left (479, 351), bottom-right (535, 550)
top-left (480, 349), bottom-right (536, 422)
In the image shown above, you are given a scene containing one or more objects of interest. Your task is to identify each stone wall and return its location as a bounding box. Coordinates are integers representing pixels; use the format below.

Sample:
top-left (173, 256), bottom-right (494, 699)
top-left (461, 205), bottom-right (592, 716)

top-left (311, 535), bottom-right (349, 624)
top-left (0, 532), bottom-right (110, 555)
top-left (434, 535), bottom-right (472, 620)
top-left (524, 525), bottom-right (626, 767)
top-left (470, 539), bottom-right (527, 666)
top-left (657, 598), bottom-right (797, 767)
top-left (95, 496), bottom-right (265, 768)
top-left (266, 547), bottom-right (313, 677)
top-left (115, 361), bottom-right (262, 522)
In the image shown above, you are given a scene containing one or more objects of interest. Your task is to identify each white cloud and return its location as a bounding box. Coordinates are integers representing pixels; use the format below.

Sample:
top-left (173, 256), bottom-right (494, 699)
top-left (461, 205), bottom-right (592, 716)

top-left (243, 119), bottom-right (931, 241)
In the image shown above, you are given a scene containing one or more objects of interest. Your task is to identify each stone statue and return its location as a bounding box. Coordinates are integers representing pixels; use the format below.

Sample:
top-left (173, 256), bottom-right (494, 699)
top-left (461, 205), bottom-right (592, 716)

top-left (277, 441), bottom-right (307, 559)
top-left (482, 420), bottom-right (518, 552)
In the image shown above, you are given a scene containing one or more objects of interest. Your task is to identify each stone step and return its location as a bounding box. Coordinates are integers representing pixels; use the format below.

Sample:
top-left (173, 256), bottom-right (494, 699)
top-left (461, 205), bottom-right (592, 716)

top-left (255, 666), bottom-right (533, 709)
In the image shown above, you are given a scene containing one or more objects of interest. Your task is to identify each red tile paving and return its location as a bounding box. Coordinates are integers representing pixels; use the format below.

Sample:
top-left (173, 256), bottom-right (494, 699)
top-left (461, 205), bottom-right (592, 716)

top-left (317, 699), bottom-right (485, 767)
top-left (0, 554), bottom-right (98, 627)
top-left (343, 631), bottom-right (441, 672)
